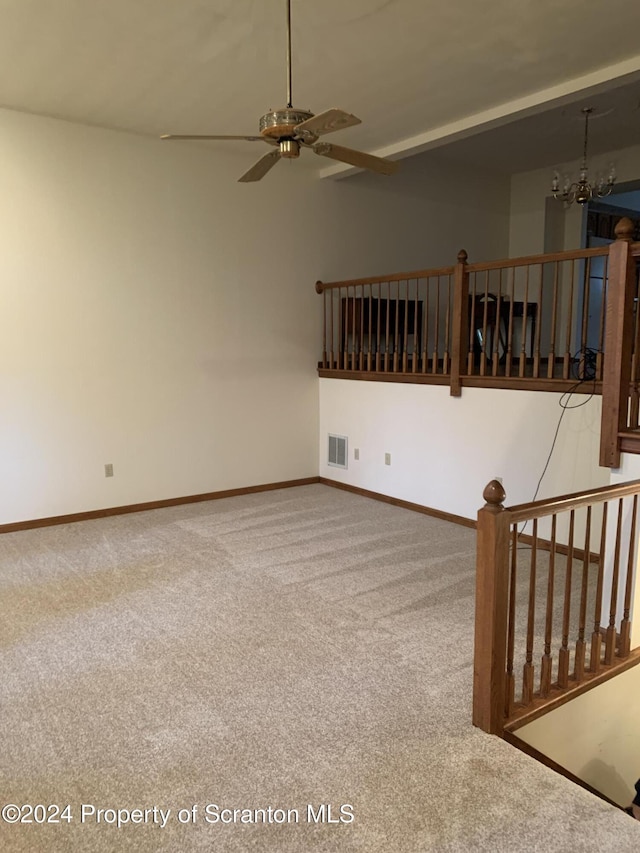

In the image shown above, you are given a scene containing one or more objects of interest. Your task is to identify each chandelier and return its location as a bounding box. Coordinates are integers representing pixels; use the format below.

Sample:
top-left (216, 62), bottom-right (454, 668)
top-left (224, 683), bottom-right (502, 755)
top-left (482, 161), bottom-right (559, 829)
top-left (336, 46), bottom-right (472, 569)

top-left (551, 107), bottom-right (616, 206)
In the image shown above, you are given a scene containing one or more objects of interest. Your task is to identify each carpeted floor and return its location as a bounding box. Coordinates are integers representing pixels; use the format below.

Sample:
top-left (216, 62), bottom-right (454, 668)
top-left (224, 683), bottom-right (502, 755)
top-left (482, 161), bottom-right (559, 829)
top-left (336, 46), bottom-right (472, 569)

top-left (0, 483), bottom-right (638, 852)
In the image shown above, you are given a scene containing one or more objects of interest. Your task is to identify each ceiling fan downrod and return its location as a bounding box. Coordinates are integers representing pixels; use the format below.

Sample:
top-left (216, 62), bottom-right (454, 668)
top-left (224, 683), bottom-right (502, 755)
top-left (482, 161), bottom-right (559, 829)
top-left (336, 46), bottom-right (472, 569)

top-left (286, 0), bottom-right (293, 109)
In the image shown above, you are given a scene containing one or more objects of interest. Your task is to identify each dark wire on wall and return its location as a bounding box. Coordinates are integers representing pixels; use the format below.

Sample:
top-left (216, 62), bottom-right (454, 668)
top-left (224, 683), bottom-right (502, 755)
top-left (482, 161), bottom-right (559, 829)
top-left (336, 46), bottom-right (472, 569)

top-left (518, 348), bottom-right (598, 539)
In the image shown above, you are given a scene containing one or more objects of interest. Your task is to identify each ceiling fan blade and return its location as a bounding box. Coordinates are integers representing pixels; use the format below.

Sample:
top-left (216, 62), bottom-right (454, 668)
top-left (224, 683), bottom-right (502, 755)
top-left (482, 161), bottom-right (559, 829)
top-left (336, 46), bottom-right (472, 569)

top-left (160, 134), bottom-right (267, 142)
top-left (238, 150), bottom-right (282, 182)
top-left (295, 109), bottom-right (361, 137)
top-left (312, 142), bottom-right (398, 176)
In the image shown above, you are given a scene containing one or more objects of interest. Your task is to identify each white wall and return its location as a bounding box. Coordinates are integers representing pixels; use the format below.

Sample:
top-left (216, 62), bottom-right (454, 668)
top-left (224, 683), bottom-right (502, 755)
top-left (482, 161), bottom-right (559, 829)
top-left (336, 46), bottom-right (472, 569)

top-left (319, 379), bottom-right (607, 520)
top-left (517, 663), bottom-right (640, 807)
top-left (0, 107), bottom-right (510, 524)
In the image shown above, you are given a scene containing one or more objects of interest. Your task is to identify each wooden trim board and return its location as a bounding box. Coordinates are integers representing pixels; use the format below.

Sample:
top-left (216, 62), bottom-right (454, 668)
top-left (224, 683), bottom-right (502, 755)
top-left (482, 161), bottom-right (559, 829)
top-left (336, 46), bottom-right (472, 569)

top-left (319, 478), bottom-right (476, 529)
top-left (0, 477), bottom-right (321, 534)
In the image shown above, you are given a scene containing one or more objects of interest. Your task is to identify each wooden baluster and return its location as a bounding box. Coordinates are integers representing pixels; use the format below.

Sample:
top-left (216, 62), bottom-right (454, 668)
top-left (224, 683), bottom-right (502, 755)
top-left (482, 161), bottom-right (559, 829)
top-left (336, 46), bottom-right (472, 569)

top-left (443, 275), bottom-right (451, 375)
top-left (402, 280), bottom-right (409, 373)
top-left (411, 278), bottom-right (422, 373)
top-left (580, 257), bottom-right (592, 378)
top-left (393, 280), bottom-right (400, 372)
top-left (558, 510), bottom-right (575, 688)
top-left (493, 270), bottom-right (503, 377)
top-left (533, 264), bottom-right (542, 379)
top-left (358, 285), bottom-right (364, 370)
top-left (522, 518), bottom-right (538, 705)
top-left (480, 270), bottom-right (489, 377)
top-left (505, 266), bottom-right (515, 377)
top-left (605, 499), bottom-right (624, 665)
top-left (596, 255), bottom-right (608, 381)
top-left (347, 286), bottom-right (353, 370)
top-left (619, 494), bottom-right (638, 658)
top-left (329, 287), bottom-right (335, 369)
top-left (342, 287), bottom-right (351, 370)
top-left (422, 277), bottom-right (429, 373)
top-left (590, 501), bottom-right (608, 672)
top-left (450, 249), bottom-right (469, 396)
top-left (365, 285), bottom-right (371, 371)
top-left (563, 260), bottom-right (575, 380)
top-left (375, 283), bottom-right (381, 372)
top-left (467, 272), bottom-right (477, 376)
top-left (363, 283), bottom-right (373, 372)
top-left (384, 283), bottom-right (390, 372)
top-left (540, 514), bottom-right (557, 697)
top-left (519, 265), bottom-right (530, 378)
top-left (473, 480), bottom-right (510, 734)
top-left (321, 287), bottom-right (328, 367)
top-left (548, 262), bottom-right (559, 379)
top-left (505, 524), bottom-right (517, 718)
top-left (432, 274), bottom-right (440, 374)
top-left (575, 506), bottom-right (592, 682)
top-left (341, 286), bottom-right (348, 370)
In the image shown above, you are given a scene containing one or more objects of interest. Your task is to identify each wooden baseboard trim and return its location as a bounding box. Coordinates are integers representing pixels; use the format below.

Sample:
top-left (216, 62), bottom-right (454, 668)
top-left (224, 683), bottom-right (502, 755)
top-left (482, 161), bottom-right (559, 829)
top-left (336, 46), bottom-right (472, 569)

top-left (0, 477), bottom-right (321, 534)
top-left (319, 478), bottom-right (476, 529)
top-left (501, 731), bottom-right (624, 811)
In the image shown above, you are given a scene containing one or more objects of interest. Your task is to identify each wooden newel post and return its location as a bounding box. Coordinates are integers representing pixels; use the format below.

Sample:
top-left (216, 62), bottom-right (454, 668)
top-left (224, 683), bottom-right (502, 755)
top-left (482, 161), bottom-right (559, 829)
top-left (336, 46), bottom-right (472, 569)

top-left (450, 249), bottom-right (469, 397)
top-left (473, 479), bottom-right (510, 734)
top-left (600, 217), bottom-right (637, 468)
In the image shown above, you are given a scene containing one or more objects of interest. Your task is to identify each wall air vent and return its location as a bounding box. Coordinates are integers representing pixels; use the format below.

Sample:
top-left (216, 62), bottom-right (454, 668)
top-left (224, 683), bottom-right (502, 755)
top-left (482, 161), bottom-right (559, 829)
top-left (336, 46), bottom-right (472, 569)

top-left (328, 434), bottom-right (348, 469)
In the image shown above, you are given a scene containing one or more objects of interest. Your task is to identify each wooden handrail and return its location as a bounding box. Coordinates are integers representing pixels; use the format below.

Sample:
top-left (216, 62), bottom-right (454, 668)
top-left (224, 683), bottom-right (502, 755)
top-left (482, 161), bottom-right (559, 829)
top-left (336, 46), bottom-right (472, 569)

top-left (505, 478), bottom-right (640, 522)
top-left (315, 265), bottom-right (455, 292)
top-left (467, 246), bottom-right (609, 273)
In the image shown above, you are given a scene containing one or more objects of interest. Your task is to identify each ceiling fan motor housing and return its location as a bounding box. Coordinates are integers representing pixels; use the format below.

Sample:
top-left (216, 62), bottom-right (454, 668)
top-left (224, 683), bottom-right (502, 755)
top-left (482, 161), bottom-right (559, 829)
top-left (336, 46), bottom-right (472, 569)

top-left (260, 108), bottom-right (314, 143)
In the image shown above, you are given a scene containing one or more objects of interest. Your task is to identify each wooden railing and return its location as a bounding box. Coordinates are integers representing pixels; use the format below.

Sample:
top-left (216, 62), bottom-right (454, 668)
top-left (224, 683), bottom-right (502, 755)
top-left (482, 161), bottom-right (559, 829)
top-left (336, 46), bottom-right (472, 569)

top-left (316, 218), bottom-right (639, 401)
top-left (600, 231), bottom-right (640, 466)
top-left (315, 264), bottom-right (455, 379)
top-left (473, 477), bottom-right (640, 735)
top-left (317, 217), bottom-right (640, 467)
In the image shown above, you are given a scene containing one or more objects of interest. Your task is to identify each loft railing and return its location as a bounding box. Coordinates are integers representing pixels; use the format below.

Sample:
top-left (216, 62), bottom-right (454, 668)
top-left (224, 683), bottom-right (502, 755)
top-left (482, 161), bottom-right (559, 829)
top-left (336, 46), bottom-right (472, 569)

top-left (473, 477), bottom-right (640, 736)
top-left (315, 265), bottom-right (455, 379)
top-left (317, 243), bottom-right (617, 394)
top-left (317, 217), bottom-right (640, 467)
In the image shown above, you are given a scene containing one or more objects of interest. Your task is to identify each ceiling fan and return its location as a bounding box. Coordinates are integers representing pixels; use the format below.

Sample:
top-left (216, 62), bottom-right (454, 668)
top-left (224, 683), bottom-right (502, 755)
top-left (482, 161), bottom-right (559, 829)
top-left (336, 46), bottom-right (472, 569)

top-left (161, 0), bottom-right (398, 182)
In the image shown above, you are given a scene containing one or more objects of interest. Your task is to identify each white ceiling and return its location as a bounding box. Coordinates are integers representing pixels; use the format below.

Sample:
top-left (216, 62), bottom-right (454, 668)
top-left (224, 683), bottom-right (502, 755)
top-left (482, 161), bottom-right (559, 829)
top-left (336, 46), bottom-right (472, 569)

top-left (1, 0), bottom-right (639, 177)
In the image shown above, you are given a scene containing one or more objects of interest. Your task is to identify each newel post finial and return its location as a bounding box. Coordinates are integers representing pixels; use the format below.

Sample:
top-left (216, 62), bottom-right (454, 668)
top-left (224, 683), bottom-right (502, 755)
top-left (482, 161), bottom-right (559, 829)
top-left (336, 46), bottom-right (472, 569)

top-left (483, 479), bottom-right (506, 510)
top-left (457, 249), bottom-right (468, 264)
top-left (614, 217), bottom-right (634, 243)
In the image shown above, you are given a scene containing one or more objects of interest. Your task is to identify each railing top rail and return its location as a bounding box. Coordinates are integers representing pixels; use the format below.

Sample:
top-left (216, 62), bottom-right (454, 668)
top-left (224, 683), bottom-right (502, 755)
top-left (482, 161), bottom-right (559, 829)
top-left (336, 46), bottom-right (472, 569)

top-left (505, 478), bottom-right (640, 524)
top-left (467, 245), bottom-right (610, 274)
top-left (315, 265), bottom-right (455, 292)
top-left (631, 241), bottom-right (640, 257)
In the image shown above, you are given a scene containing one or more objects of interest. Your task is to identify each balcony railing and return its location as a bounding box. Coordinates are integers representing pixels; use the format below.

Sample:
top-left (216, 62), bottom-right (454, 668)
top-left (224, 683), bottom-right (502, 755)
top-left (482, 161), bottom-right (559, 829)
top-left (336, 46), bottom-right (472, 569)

top-left (473, 477), bottom-right (640, 735)
top-left (317, 217), bottom-right (640, 467)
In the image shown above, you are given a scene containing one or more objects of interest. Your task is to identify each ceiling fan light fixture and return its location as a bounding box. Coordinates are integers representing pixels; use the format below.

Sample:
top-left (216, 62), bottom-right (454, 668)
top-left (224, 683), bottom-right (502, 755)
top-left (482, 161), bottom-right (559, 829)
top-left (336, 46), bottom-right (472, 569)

top-left (279, 139), bottom-right (300, 159)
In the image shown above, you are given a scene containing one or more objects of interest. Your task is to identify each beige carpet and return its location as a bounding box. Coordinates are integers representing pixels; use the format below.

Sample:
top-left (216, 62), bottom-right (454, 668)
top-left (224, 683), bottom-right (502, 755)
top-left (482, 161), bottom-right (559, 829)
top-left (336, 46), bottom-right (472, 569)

top-left (0, 484), bottom-right (638, 852)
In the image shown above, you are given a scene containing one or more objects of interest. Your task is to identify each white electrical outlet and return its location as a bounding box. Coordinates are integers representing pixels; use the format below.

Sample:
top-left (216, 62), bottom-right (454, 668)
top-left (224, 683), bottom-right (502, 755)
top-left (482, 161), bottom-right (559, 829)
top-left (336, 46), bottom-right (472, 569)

top-left (354, 448), bottom-right (360, 460)
top-left (385, 453), bottom-right (391, 466)
top-left (105, 463), bottom-right (114, 478)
